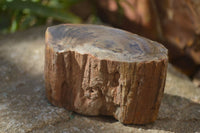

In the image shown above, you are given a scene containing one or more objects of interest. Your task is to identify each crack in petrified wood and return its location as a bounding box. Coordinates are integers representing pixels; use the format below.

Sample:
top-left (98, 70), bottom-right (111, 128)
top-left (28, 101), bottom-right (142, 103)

top-left (45, 24), bottom-right (168, 124)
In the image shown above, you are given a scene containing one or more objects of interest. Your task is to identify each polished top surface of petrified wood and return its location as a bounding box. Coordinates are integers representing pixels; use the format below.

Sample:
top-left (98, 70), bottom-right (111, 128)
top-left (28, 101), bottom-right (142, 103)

top-left (46, 24), bottom-right (167, 62)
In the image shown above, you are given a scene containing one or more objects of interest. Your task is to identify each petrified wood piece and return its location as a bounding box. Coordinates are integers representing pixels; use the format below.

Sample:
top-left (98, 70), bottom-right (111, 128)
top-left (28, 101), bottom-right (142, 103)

top-left (45, 24), bottom-right (168, 124)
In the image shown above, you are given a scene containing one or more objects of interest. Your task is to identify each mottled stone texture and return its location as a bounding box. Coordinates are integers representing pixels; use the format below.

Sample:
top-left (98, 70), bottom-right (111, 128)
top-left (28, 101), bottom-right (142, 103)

top-left (45, 24), bottom-right (168, 124)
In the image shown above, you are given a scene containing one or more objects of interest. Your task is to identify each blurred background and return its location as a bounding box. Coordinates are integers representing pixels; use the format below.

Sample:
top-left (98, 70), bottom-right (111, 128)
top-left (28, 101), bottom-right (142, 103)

top-left (0, 0), bottom-right (200, 87)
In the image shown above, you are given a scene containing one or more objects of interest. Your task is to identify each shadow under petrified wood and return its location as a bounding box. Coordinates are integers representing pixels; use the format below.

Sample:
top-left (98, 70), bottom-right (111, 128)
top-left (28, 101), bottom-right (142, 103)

top-left (45, 24), bottom-right (168, 124)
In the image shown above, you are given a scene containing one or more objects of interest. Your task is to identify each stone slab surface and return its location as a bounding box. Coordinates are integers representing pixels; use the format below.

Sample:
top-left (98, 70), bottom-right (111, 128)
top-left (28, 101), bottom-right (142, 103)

top-left (0, 26), bottom-right (200, 133)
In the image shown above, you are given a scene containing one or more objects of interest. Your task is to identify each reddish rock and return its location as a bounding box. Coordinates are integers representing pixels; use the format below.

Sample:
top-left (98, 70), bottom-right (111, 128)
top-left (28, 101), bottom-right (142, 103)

top-left (94, 0), bottom-right (160, 40)
top-left (70, 0), bottom-right (93, 20)
top-left (45, 24), bottom-right (168, 124)
top-left (93, 0), bottom-right (200, 76)
top-left (155, 0), bottom-right (200, 76)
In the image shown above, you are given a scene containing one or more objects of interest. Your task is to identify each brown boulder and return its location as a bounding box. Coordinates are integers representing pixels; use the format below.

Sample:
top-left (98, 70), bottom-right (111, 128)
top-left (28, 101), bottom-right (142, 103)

top-left (93, 0), bottom-right (200, 76)
top-left (93, 0), bottom-right (160, 40)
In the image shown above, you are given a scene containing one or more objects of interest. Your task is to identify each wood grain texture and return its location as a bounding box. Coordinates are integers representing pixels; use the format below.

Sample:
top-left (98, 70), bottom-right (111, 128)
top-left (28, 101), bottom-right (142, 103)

top-left (45, 24), bottom-right (168, 124)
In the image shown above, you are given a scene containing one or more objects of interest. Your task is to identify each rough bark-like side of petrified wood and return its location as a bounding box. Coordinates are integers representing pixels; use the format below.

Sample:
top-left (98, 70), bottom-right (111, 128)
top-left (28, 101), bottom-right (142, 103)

top-left (45, 24), bottom-right (168, 124)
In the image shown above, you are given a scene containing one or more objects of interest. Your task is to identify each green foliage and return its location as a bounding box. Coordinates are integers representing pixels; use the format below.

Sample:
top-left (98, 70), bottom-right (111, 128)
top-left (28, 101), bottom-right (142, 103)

top-left (0, 0), bottom-right (82, 34)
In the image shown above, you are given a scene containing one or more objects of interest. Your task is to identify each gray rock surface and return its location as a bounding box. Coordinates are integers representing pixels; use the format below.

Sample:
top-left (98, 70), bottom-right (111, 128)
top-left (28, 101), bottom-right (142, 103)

top-left (0, 26), bottom-right (200, 133)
